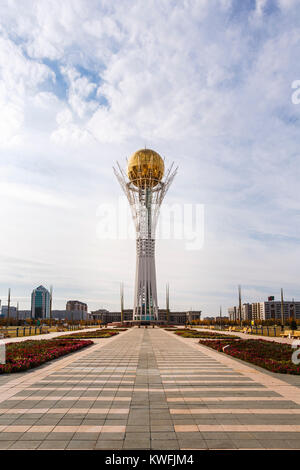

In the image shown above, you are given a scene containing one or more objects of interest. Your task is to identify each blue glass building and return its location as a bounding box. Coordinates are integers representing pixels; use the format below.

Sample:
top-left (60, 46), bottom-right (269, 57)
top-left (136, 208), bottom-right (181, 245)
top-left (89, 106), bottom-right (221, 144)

top-left (31, 285), bottom-right (50, 319)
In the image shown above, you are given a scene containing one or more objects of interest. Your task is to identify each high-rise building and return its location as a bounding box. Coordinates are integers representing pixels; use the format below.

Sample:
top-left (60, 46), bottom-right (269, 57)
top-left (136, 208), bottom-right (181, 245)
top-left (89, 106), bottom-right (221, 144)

top-left (31, 285), bottom-right (50, 319)
top-left (66, 300), bottom-right (88, 320)
top-left (228, 299), bottom-right (300, 321)
top-left (114, 149), bottom-right (177, 323)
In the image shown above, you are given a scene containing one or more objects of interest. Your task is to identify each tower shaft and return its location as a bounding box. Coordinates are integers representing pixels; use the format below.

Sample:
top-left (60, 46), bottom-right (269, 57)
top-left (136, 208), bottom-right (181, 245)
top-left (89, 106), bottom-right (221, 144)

top-left (113, 153), bottom-right (177, 324)
top-left (134, 238), bottom-right (158, 321)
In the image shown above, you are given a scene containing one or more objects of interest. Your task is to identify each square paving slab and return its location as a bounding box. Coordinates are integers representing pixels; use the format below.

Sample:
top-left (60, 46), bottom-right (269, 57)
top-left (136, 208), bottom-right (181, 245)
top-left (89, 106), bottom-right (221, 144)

top-left (0, 327), bottom-right (300, 450)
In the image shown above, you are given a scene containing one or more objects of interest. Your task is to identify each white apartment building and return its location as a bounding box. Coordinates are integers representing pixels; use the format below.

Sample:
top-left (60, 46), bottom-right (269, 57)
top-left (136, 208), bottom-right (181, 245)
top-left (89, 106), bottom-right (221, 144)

top-left (229, 299), bottom-right (300, 321)
top-left (252, 301), bottom-right (300, 321)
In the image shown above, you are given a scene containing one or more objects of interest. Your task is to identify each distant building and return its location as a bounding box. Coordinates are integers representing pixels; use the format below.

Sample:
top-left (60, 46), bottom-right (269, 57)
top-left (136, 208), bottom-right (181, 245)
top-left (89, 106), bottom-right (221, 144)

top-left (66, 301), bottom-right (87, 313)
top-left (31, 286), bottom-right (50, 319)
top-left (90, 309), bottom-right (201, 325)
top-left (228, 299), bottom-right (300, 321)
top-left (228, 304), bottom-right (251, 322)
top-left (91, 309), bottom-right (133, 323)
top-left (228, 306), bottom-right (238, 322)
top-left (18, 310), bottom-right (31, 319)
top-left (66, 300), bottom-right (88, 321)
top-left (252, 300), bottom-right (300, 321)
top-left (242, 303), bottom-right (252, 321)
top-left (1, 306), bottom-right (17, 318)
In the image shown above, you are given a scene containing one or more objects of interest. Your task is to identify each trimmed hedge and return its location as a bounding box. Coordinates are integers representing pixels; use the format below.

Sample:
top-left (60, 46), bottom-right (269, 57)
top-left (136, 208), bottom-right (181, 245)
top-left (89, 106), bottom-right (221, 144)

top-left (59, 329), bottom-right (126, 339)
top-left (175, 329), bottom-right (237, 339)
top-left (199, 338), bottom-right (300, 375)
top-left (0, 339), bottom-right (93, 374)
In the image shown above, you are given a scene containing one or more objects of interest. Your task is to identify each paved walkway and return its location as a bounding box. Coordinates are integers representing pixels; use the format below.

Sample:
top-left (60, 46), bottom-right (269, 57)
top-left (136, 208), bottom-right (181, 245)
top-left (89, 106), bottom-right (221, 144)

top-left (0, 327), bottom-right (300, 449)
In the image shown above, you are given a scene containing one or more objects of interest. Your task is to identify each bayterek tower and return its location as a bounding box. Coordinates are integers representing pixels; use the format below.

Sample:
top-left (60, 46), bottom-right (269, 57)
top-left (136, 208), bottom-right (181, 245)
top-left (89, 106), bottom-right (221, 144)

top-left (114, 149), bottom-right (177, 323)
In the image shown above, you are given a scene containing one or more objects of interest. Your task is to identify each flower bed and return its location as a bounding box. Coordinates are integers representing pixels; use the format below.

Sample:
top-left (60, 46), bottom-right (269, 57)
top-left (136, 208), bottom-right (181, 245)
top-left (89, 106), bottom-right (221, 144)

top-left (0, 339), bottom-right (93, 374)
top-left (59, 329), bottom-right (126, 339)
top-left (175, 329), bottom-right (237, 339)
top-left (198, 338), bottom-right (300, 375)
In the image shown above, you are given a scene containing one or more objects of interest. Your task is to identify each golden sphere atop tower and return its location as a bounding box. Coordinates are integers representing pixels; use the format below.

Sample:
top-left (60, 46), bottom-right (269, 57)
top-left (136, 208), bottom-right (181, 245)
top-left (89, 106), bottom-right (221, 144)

top-left (127, 149), bottom-right (164, 188)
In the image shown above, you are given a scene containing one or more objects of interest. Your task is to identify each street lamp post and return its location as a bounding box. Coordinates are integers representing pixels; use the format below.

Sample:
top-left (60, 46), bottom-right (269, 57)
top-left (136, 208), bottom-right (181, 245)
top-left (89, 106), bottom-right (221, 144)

top-left (238, 285), bottom-right (242, 327)
top-left (166, 283), bottom-right (170, 325)
top-left (120, 282), bottom-right (124, 324)
top-left (281, 288), bottom-right (284, 331)
top-left (49, 285), bottom-right (53, 328)
top-left (7, 288), bottom-right (11, 328)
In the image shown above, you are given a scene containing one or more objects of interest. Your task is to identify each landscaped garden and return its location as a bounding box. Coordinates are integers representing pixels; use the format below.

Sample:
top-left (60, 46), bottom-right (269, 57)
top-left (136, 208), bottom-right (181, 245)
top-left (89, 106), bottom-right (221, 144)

top-left (174, 329), bottom-right (237, 339)
top-left (0, 338), bottom-right (93, 374)
top-left (59, 328), bottom-right (127, 339)
top-left (198, 338), bottom-right (300, 375)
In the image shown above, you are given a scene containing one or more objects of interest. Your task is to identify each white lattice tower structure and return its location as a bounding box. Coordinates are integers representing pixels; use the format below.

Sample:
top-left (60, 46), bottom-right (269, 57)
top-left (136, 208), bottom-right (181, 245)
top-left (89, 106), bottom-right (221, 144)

top-left (113, 150), bottom-right (177, 322)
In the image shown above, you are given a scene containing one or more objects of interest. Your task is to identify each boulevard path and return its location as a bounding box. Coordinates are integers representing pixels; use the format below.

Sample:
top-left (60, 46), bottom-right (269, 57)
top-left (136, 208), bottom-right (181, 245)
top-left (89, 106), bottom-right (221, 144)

top-left (0, 327), bottom-right (300, 450)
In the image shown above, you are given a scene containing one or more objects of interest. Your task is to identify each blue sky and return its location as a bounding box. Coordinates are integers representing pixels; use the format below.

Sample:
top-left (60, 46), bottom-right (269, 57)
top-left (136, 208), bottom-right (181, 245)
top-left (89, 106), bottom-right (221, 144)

top-left (0, 0), bottom-right (300, 315)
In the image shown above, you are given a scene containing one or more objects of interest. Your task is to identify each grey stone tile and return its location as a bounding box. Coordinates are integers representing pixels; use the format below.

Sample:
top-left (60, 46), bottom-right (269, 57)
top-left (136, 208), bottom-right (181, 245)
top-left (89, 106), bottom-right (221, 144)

top-left (9, 440), bottom-right (43, 450)
top-left (95, 440), bottom-right (124, 449)
top-left (98, 432), bottom-right (125, 440)
top-left (0, 441), bottom-right (13, 449)
top-left (0, 418), bottom-right (18, 425)
top-left (205, 439), bottom-right (237, 449)
top-left (151, 424), bottom-right (174, 432)
top-left (178, 440), bottom-right (208, 450)
top-left (126, 425), bottom-right (150, 432)
top-left (19, 432), bottom-right (51, 440)
top-left (45, 432), bottom-right (75, 440)
top-left (250, 431), bottom-right (300, 440)
top-left (258, 440), bottom-right (293, 449)
top-left (73, 432), bottom-right (102, 440)
top-left (151, 440), bottom-right (180, 450)
top-left (81, 419), bottom-right (106, 426)
top-left (57, 419), bottom-right (83, 425)
top-left (67, 440), bottom-right (97, 450)
top-left (104, 419), bottom-right (127, 426)
top-left (201, 432), bottom-right (230, 439)
top-left (175, 431), bottom-right (202, 440)
top-left (233, 440), bottom-right (264, 449)
top-left (287, 441), bottom-right (300, 449)
top-left (12, 419), bottom-right (38, 426)
top-left (38, 440), bottom-right (70, 450)
top-left (0, 432), bottom-right (25, 440)
top-left (123, 439), bottom-right (151, 449)
top-left (151, 431), bottom-right (177, 440)
top-left (125, 432), bottom-right (150, 439)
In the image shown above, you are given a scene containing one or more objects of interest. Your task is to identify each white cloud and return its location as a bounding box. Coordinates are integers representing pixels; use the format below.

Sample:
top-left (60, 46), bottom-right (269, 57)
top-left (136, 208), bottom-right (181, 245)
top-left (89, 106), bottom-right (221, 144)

top-left (0, 0), bottom-right (300, 314)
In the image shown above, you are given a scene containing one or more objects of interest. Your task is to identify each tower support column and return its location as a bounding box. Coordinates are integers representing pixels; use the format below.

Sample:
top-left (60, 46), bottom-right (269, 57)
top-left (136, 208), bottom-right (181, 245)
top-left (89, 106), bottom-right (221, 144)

top-left (134, 238), bottom-right (158, 321)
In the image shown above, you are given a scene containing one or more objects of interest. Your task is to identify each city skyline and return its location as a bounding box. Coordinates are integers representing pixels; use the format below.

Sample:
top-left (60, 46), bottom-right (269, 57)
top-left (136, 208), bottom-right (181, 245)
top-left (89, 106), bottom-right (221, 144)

top-left (1, 1), bottom-right (300, 314)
